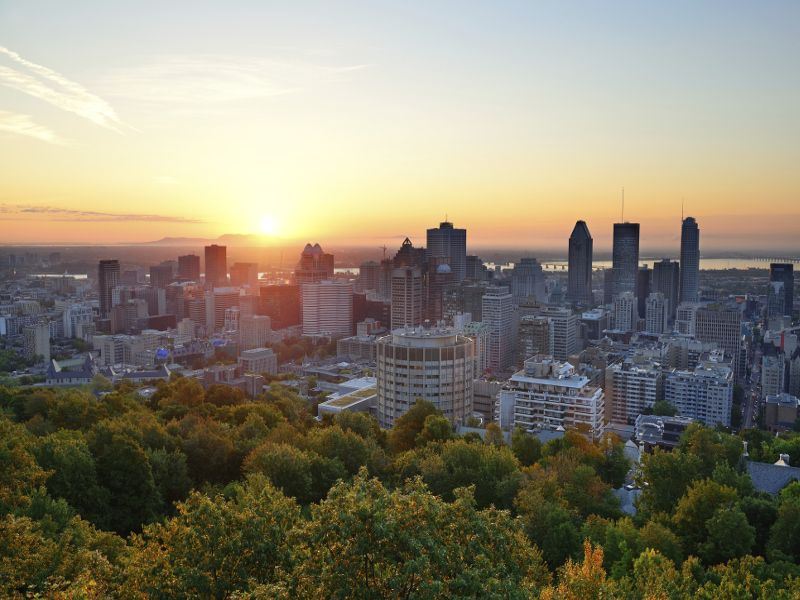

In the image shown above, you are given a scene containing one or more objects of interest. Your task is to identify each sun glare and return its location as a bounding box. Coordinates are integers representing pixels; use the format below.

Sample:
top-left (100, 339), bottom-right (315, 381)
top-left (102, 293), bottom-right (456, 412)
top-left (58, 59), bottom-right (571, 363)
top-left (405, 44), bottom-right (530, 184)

top-left (259, 215), bottom-right (279, 236)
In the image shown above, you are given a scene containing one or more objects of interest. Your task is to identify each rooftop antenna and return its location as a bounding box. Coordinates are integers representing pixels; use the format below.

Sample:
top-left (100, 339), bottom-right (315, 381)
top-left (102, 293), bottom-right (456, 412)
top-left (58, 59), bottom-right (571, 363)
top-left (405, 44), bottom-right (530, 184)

top-left (380, 245), bottom-right (387, 260)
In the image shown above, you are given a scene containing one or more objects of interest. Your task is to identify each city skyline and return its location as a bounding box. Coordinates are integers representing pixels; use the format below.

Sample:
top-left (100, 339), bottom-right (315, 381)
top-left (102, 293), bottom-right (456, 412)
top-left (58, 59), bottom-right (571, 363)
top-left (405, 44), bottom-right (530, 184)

top-left (1, 2), bottom-right (799, 250)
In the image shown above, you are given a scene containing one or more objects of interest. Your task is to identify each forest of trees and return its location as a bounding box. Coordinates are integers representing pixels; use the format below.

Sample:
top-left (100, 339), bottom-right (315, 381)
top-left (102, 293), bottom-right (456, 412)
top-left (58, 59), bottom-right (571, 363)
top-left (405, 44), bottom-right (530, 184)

top-left (2, 376), bottom-right (800, 598)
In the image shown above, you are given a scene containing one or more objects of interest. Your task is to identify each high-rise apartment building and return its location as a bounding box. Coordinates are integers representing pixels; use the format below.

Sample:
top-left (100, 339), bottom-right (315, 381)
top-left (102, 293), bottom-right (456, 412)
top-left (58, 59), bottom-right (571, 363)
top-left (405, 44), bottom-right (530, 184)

top-left (605, 359), bottom-right (663, 425)
top-left (177, 254), bottom-right (201, 281)
top-left (98, 259), bottom-right (121, 318)
top-left (652, 259), bottom-right (680, 319)
top-left (426, 221), bottom-right (467, 282)
top-left (205, 287), bottom-right (240, 333)
top-left (357, 261), bottom-right (381, 293)
top-left (258, 285), bottom-right (301, 329)
top-left (665, 356), bottom-right (733, 427)
top-left (497, 357), bottom-right (604, 438)
top-left (567, 220), bottom-right (593, 305)
top-left (239, 315), bottom-right (272, 350)
top-left (301, 280), bottom-right (353, 337)
top-left (612, 292), bottom-right (636, 332)
top-left (645, 292), bottom-right (669, 334)
top-left (612, 222), bottom-right (640, 297)
top-left (23, 321), bottom-right (50, 363)
top-left (482, 286), bottom-right (514, 372)
top-left (539, 306), bottom-right (579, 361)
top-left (204, 245), bottom-right (228, 289)
top-left (518, 315), bottom-right (550, 362)
top-left (376, 326), bottom-right (474, 428)
top-left (391, 266), bottom-right (423, 330)
top-left (770, 263), bottom-right (794, 317)
top-left (679, 217), bottom-right (700, 303)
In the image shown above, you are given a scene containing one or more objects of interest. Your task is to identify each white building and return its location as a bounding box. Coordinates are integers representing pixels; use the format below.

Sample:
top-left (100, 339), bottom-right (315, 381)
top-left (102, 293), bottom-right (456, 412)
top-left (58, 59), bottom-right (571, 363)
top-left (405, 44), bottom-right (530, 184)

top-left (605, 359), bottom-right (663, 426)
top-left (390, 267), bottom-right (423, 330)
top-left (23, 321), bottom-right (50, 363)
top-left (61, 302), bottom-right (95, 339)
top-left (540, 306), bottom-right (579, 361)
top-left (675, 302), bottom-right (701, 336)
top-left (302, 280), bottom-right (353, 337)
top-left (238, 347), bottom-right (277, 375)
top-left (463, 321), bottom-right (489, 375)
top-left (496, 356), bottom-right (604, 438)
top-left (762, 354), bottom-right (786, 399)
top-left (645, 292), bottom-right (669, 334)
top-left (612, 292), bottom-right (636, 332)
top-left (482, 286), bottom-right (514, 372)
top-left (665, 354), bottom-right (733, 427)
top-left (239, 315), bottom-right (272, 350)
top-left (376, 326), bottom-right (474, 428)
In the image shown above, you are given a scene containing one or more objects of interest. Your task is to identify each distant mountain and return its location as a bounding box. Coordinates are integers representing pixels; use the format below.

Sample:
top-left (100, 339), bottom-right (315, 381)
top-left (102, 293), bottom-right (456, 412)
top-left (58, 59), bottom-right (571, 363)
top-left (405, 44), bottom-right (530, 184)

top-left (138, 234), bottom-right (273, 247)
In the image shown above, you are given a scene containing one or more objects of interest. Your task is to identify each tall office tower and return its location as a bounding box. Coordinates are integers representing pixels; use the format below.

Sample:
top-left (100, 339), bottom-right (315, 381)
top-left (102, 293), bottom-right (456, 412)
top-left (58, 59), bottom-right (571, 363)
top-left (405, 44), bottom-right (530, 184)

top-left (258, 284), bottom-right (301, 329)
top-left (466, 255), bottom-right (487, 281)
top-left (679, 217), bottom-right (700, 303)
top-left (443, 282), bottom-right (488, 322)
top-left (652, 259), bottom-right (680, 319)
top-left (695, 304), bottom-right (743, 379)
top-left (605, 359), bottom-right (663, 425)
top-left (391, 266), bottom-right (423, 330)
top-left (664, 357), bottom-right (733, 427)
top-left (204, 245), bottom-right (228, 289)
top-left (149, 264), bottom-right (174, 289)
top-left (427, 262), bottom-right (454, 322)
top-left (376, 258), bottom-right (394, 300)
top-left (612, 292), bottom-right (636, 332)
top-left (239, 315), bottom-right (272, 350)
top-left (376, 326), bottom-right (474, 428)
top-left (482, 286), bottom-right (514, 372)
top-left (510, 258), bottom-right (546, 305)
top-left (496, 357), bottom-right (605, 437)
top-left (518, 315), bottom-right (550, 362)
top-left (770, 263), bottom-right (794, 317)
top-left (98, 259), bottom-right (121, 318)
top-left (301, 280), bottom-right (353, 337)
top-left (357, 261), bottom-right (381, 293)
top-left (636, 265), bottom-right (651, 319)
top-left (121, 269), bottom-right (140, 286)
top-left (645, 292), bottom-right (669, 334)
top-left (177, 254), bottom-right (201, 281)
top-left (675, 302), bottom-right (701, 336)
top-left (230, 262), bottom-right (260, 291)
top-left (567, 220), bottom-right (593, 305)
top-left (539, 306), bottom-right (579, 361)
top-left (766, 282), bottom-right (786, 330)
top-left (603, 269), bottom-right (614, 304)
top-left (295, 243), bottom-right (334, 285)
top-left (612, 222), bottom-right (640, 296)
top-left (205, 287), bottom-right (240, 333)
top-left (427, 221), bottom-right (467, 282)
top-left (23, 321), bottom-right (50, 363)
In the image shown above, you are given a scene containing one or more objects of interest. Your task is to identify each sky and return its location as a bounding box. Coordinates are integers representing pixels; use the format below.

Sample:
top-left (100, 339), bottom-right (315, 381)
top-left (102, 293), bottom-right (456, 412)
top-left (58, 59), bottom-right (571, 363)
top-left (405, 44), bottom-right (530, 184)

top-left (1, 1), bottom-right (799, 253)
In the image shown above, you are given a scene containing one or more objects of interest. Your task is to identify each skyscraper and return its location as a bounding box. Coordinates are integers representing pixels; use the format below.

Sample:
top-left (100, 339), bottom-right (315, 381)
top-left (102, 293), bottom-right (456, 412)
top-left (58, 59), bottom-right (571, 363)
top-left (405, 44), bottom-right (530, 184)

top-left (391, 266), bottom-right (423, 330)
top-left (482, 286), bottom-right (514, 372)
top-left (612, 222), bottom-right (640, 297)
top-left (177, 254), bottom-right (201, 281)
top-left (149, 264), bottom-right (174, 289)
top-left (636, 265), bottom-right (651, 320)
top-left (301, 280), bottom-right (353, 337)
top-left (770, 263), bottom-right (794, 317)
top-left (652, 259), bottom-right (680, 319)
top-left (427, 221), bottom-right (467, 282)
top-left (204, 245), bottom-right (228, 289)
top-left (679, 217), bottom-right (700, 303)
top-left (567, 220), bottom-right (593, 305)
top-left (645, 292), bottom-right (669, 334)
top-left (295, 243), bottom-right (334, 285)
top-left (230, 262), bottom-right (259, 291)
top-left (98, 259), bottom-right (120, 318)
top-left (510, 258), bottom-right (545, 305)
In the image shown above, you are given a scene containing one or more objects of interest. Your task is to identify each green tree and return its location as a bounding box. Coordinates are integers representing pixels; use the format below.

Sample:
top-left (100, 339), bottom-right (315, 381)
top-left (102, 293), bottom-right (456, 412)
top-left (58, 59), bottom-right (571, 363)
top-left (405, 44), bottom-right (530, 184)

top-left (516, 482), bottom-right (581, 569)
top-left (415, 414), bottom-right (453, 446)
top-left (673, 479), bottom-right (738, 556)
top-left (387, 399), bottom-right (440, 453)
top-left (637, 448), bottom-right (702, 515)
top-left (122, 474), bottom-right (299, 599)
top-left (699, 506), bottom-right (755, 565)
top-left (511, 427), bottom-right (542, 466)
top-left (766, 482), bottom-right (800, 562)
top-left (652, 400), bottom-right (677, 416)
top-left (265, 470), bottom-right (550, 598)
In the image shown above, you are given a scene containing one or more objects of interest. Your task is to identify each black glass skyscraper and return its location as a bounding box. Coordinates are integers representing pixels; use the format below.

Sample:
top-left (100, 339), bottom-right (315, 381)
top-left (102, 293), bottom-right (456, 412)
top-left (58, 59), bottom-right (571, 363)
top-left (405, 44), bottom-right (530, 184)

top-left (679, 217), bottom-right (700, 303)
top-left (612, 222), bottom-right (640, 297)
top-left (567, 220), bottom-right (593, 305)
top-left (770, 263), bottom-right (794, 317)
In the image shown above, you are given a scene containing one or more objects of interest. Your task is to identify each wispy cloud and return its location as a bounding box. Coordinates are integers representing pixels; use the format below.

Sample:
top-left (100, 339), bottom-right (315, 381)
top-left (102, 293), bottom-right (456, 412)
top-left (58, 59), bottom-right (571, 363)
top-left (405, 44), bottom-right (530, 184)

top-left (0, 46), bottom-right (124, 132)
top-left (99, 55), bottom-right (367, 106)
top-left (0, 204), bottom-right (202, 223)
top-left (0, 110), bottom-right (67, 145)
